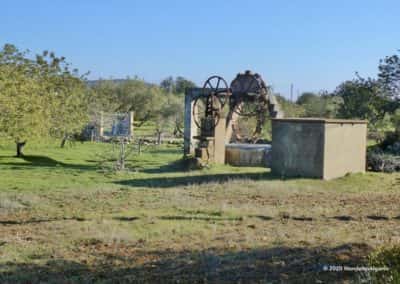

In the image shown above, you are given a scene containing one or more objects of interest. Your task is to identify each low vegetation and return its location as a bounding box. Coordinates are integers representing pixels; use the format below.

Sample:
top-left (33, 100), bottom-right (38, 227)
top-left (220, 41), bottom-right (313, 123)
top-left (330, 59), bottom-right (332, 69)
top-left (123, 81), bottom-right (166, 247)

top-left (369, 246), bottom-right (400, 283)
top-left (0, 142), bottom-right (399, 282)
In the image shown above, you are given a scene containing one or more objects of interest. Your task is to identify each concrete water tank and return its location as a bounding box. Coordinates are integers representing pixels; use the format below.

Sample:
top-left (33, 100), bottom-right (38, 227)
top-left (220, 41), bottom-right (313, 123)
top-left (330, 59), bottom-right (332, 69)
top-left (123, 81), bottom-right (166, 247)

top-left (225, 144), bottom-right (271, 167)
top-left (271, 118), bottom-right (367, 180)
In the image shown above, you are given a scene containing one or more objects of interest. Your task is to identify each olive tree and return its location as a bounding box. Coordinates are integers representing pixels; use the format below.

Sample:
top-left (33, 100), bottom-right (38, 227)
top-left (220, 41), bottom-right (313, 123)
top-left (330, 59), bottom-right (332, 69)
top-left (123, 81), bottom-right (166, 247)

top-left (0, 44), bottom-right (89, 155)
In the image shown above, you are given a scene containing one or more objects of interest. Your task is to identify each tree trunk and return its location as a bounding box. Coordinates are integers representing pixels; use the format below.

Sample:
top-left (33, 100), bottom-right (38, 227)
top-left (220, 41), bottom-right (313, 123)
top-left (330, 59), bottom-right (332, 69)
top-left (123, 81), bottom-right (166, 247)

top-left (118, 140), bottom-right (125, 171)
top-left (156, 130), bottom-right (162, 145)
top-left (60, 135), bottom-right (68, 148)
top-left (138, 139), bottom-right (142, 155)
top-left (16, 141), bottom-right (26, 157)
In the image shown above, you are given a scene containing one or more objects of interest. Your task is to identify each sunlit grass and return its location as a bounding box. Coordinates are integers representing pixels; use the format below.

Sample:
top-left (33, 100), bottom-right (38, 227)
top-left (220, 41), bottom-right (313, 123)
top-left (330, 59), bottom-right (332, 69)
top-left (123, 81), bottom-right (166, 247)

top-left (0, 140), bottom-right (399, 282)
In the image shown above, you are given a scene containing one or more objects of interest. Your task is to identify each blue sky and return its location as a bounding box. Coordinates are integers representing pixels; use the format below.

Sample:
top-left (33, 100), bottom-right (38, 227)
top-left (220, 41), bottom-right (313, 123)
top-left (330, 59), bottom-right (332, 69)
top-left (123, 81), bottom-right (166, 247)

top-left (1, 0), bottom-right (399, 97)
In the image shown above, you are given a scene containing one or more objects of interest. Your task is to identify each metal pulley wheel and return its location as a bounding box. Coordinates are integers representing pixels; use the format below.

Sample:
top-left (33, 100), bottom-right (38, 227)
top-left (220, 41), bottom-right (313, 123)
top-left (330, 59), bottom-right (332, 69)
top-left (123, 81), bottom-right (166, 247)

top-left (192, 75), bottom-right (230, 131)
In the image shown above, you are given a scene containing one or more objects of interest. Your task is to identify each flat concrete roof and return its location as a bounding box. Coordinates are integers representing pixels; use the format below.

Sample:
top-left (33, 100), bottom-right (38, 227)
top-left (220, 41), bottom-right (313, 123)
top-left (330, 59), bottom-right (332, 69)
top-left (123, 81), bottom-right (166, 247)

top-left (272, 118), bottom-right (368, 124)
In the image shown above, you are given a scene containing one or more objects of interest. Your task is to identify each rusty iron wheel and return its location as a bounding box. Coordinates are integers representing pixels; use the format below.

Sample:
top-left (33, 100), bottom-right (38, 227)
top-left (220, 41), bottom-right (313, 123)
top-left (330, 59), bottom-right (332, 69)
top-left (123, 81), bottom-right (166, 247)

top-left (192, 75), bottom-right (230, 131)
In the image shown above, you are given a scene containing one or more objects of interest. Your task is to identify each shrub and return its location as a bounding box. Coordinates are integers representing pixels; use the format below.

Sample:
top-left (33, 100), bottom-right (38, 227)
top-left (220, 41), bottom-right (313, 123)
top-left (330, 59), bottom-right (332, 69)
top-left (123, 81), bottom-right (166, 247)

top-left (367, 150), bottom-right (400, 173)
top-left (368, 127), bottom-right (400, 172)
top-left (380, 132), bottom-right (400, 153)
top-left (369, 246), bottom-right (400, 283)
top-left (393, 108), bottom-right (400, 134)
top-left (387, 142), bottom-right (400, 156)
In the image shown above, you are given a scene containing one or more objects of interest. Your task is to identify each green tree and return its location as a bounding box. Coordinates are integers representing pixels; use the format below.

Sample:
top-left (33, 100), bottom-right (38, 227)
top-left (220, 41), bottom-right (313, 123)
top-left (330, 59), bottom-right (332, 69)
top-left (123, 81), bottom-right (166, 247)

top-left (378, 51), bottom-right (400, 101)
top-left (35, 52), bottom-right (89, 147)
top-left (160, 76), bottom-right (175, 94)
top-left (297, 92), bottom-right (342, 118)
top-left (334, 78), bottom-right (389, 125)
top-left (296, 92), bottom-right (319, 105)
top-left (116, 79), bottom-right (162, 124)
top-left (296, 92), bottom-right (324, 117)
top-left (153, 93), bottom-right (183, 143)
top-left (88, 78), bottom-right (184, 140)
top-left (160, 76), bottom-right (196, 94)
top-left (393, 108), bottom-right (400, 134)
top-left (175, 76), bottom-right (196, 94)
top-left (0, 44), bottom-right (89, 155)
top-left (89, 79), bottom-right (120, 113)
top-left (276, 94), bottom-right (306, 117)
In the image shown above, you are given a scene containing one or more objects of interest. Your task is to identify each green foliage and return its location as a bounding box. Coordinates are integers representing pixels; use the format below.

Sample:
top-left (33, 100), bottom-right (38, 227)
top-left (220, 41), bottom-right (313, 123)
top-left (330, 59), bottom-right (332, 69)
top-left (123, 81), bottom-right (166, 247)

top-left (393, 108), bottom-right (400, 133)
top-left (89, 78), bottom-right (185, 138)
top-left (90, 77), bottom-right (183, 122)
top-left (367, 121), bottom-right (400, 172)
top-left (0, 44), bottom-right (88, 149)
top-left (89, 80), bottom-right (120, 113)
top-left (160, 76), bottom-right (175, 93)
top-left (379, 131), bottom-right (400, 153)
top-left (0, 63), bottom-right (48, 142)
top-left (275, 94), bottom-right (306, 117)
top-left (378, 51), bottom-right (400, 101)
top-left (369, 246), bottom-right (400, 283)
top-left (334, 78), bottom-right (390, 125)
top-left (116, 79), bottom-right (162, 121)
top-left (296, 92), bottom-right (317, 105)
top-left (330, 50), bottom-right (399, 136)
top-left (152, 93), bottom-right (184, 139)
top-left (160, 76), bottom-right (196, 94)
top-left (175, 76), bottom-right (196, 94)
top-left (370, 113), bottom-right (396, 142)
top-left (47, 71), bottom-right (89, 140)
top-left (367, 150), bottom-right (400, 172)
top-left (296, 92), bottom-right (343, 118)
top-left (323, 95), bottom-right (343, 118)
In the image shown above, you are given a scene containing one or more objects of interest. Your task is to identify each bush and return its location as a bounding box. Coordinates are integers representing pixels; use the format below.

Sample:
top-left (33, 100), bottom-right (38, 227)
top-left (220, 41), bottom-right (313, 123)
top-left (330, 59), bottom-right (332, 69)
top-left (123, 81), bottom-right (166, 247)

top-left (380, 132), bottom-right (400, 153)
top-left (393, 108), bottom-right (400, 134)
top-left (369, 114), bottom-right (396, 143)
top-left (387, 142), bottom-right (400, 156)
top-left (369, 246), bottom-right (400, 283)
top-left (367, 150), bottom-right (400, 173)
top-left (368, 126), bottom-right (400, 172)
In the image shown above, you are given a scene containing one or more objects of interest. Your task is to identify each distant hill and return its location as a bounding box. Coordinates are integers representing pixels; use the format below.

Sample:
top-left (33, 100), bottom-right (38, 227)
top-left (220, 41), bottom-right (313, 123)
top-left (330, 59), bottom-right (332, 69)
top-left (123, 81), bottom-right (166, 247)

top-left (86, 79), bottom-right (157, 87)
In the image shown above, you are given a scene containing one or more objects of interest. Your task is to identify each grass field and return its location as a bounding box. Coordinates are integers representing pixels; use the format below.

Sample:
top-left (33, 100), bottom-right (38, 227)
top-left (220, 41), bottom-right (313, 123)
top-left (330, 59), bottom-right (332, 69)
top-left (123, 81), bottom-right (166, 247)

top-left (0, 141), bottom-right (399, 283)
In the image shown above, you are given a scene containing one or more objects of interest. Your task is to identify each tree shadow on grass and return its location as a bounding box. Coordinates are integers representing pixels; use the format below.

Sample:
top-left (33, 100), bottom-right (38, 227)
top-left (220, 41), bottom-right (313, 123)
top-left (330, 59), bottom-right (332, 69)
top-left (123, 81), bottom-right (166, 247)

top-left (114, 171), bottom-right (286, 189)
top-left (0, 155), bottom-right (96, 171)
top-left (0, 243), bottom-right (374, 283)
top-left (158, 215), bottom-right (244, 222)
top-left (140, 159), bottom-right (190, 174)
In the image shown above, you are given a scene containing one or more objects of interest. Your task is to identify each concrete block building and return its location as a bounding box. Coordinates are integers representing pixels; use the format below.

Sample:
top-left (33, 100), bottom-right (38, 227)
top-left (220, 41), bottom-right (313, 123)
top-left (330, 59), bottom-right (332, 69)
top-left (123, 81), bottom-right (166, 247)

top-left (271, 118), bottom-right (367, 180)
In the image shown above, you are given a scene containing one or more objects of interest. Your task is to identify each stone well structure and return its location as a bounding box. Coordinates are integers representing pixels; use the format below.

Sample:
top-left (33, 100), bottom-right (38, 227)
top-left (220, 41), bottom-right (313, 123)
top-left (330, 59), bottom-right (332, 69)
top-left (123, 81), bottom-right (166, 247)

top-left (184, 71), bottom-right (282, 166)
top-left (184, 71), bottom-right (368, 180)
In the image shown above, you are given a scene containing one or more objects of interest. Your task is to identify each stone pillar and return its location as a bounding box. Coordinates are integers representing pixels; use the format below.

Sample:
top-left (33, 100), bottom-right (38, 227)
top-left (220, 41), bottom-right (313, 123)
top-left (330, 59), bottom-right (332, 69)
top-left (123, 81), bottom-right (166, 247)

top-left (184, 93), bottom-right (196, 155)
top-left (213, 117), bottom-right (226, 164)
top-left (128, 111), bottom-right (134, 138)
top-left (99, 111), bottom-right (104, 138)
top-left (225, 107), bottom-right (241, 144)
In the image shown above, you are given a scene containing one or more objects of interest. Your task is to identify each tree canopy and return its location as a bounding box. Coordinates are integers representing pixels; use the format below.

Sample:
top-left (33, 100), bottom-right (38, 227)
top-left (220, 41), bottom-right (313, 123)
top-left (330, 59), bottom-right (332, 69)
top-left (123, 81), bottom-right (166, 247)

top-left (378, 51), bottom-right (400, 101)
top-left (160, 76), bottom-right (196, 94)
top-left (0, 44), bottom-right (89, 155)
top-left (296, 92), bottom-right (342, 118)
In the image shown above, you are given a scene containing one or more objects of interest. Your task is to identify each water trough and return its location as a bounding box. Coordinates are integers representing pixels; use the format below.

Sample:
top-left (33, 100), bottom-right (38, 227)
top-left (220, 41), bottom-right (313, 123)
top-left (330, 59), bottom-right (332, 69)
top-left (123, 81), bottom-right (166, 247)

top-left (225, 144), bottom-right (271, 167)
